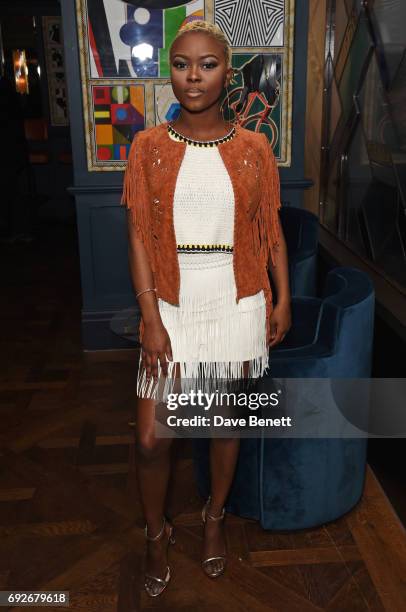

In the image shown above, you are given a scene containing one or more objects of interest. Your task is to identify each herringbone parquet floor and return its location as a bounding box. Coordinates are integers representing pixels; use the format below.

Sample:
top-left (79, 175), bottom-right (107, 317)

top-left (1, 223), bottom-right (405, 611)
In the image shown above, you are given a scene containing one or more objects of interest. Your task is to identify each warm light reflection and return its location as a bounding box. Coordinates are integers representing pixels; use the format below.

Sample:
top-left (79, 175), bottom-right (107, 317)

top-left (13, 49), bottom-right (29, 94)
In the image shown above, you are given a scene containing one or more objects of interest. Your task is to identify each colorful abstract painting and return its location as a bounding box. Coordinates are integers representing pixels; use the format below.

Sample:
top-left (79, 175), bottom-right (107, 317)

top-left (214, 0), bottom-right (285, 47)
top-left (92, 84), bottom-right (145, 162)
top-left (86, 0), bottom-right (204, 78)
top-left (76, 0), bottom-right (294, 169)
top-left (223, 53), bottom-right (283, 157)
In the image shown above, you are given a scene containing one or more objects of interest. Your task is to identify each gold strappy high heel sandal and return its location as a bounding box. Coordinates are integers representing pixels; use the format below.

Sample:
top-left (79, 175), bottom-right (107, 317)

top-left (144, 516), bottom-right (176, 597)
top-left (201, 496), bottom-right (226, 578)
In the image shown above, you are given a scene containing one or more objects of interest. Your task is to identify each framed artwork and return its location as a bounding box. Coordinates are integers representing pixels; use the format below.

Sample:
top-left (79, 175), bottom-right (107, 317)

top-left (214, 0), bottom-right (285, 47)
top-left (85, 0), bottom-right (204, 78)
top-left (42, 16), bottom-right (69, 126)
top-left (92, 83), bottom-right (145, 161)
top-left (224, 52), bottom-right (284, 157)
top-left (76, 0), bottom-right (294, 171)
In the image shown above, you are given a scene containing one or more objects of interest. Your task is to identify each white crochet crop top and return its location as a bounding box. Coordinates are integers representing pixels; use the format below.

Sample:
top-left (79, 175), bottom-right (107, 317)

top-left (169, 130), bottom-right (235, 257)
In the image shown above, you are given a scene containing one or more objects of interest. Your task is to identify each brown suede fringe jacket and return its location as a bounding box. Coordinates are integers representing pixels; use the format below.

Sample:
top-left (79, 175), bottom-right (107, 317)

top-left (121, 120), bottom-right (282, 348)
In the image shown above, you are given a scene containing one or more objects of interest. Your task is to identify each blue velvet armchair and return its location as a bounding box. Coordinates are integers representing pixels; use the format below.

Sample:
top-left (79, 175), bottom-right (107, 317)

top-left (193, 267), bottom-right (375, 530)
top-left (275, 206), bottom-right (319, 297)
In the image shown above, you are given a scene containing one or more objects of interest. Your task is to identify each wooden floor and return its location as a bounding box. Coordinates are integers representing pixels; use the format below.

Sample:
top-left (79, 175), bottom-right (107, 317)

top-left (1, 223), bottom-right (406, 611)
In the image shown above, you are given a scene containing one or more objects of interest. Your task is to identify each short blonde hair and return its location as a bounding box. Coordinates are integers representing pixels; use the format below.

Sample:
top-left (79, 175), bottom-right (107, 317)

top-left (171, 19), bottom-right (232, 70)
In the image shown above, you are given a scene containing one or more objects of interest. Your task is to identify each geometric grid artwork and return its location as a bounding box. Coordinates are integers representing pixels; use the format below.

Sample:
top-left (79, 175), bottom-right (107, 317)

top-left (76, 0), bottom-right (294, 170)
top-left (92, 85), bottom-right (145, 162)
top-left (214, 0), bottom-right (285, 47)
top-left (86, 0), bottom-right (204, 78)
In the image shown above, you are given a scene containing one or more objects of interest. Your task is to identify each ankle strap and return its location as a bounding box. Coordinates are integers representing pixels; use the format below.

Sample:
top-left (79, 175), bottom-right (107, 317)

top-left (145, 516), bottom-right (166, 541)
top-left (206, 507), bottom-right (225, 521)
top-left (205, 496), bottom-right (225, 521)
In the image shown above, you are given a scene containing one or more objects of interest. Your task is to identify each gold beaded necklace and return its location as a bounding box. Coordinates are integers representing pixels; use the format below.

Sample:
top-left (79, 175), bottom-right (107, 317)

top-left (167, 122), bottom-right (236, 147)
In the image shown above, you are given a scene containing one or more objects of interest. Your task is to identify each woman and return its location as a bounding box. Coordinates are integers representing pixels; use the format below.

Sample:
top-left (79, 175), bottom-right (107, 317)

top-left (122, 20), bottom-right (291, 597)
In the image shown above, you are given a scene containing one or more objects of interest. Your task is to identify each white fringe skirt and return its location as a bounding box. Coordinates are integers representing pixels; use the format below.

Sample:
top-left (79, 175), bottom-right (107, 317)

top-left (136, 252), bottom-right (270, 400)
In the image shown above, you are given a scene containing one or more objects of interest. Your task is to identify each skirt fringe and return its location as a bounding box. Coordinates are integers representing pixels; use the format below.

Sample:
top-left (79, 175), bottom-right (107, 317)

top-left (136, 254), bottom-right (269, 400)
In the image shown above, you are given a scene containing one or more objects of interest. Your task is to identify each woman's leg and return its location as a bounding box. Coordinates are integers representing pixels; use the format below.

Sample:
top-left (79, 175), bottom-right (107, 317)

top-left (135, 362), bottom-right (180, 592)
top-left (202, 361), bottom-right (250, 575)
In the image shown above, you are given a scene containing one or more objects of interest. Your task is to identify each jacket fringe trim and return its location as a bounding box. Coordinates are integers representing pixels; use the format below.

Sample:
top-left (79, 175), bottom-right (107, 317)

top-left (252, 136), bottom-right (282, 271)
top-left (120, 132), bottom-right (154, 345)
top-left (252, 136), bottom-right (282, 347)
top-left (120, 132), bottom-right (154, 265)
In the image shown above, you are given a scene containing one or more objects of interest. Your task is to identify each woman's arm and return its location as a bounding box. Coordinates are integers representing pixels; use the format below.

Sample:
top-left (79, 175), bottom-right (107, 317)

top-left (126, 211), bottom-right (173, 381)
top-left (268, 216), bottom-right (291, 347)
top-left (122, 132), bottom-right (173, 382)
top-left (269, 216), bottom-right (290, 306)
top-left (258, 135), bottom-right (291, 347)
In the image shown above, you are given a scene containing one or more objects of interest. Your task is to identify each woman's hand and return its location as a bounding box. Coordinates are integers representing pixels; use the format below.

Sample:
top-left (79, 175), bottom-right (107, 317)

top-left (268, 301), bottom-right (292, 348)
top-left (141, 320), bottom-right (173, 381)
